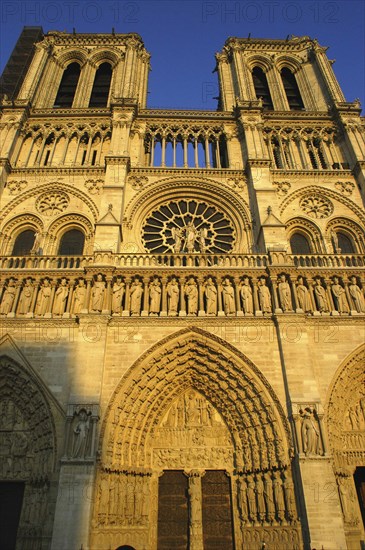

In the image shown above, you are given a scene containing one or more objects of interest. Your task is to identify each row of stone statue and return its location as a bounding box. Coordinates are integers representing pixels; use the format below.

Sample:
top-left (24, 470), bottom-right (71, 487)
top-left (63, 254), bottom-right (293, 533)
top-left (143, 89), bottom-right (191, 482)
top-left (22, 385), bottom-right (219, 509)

top-left (0, 273), bottom-right (364, 317)
top-left (96, 472), bottom-right (150, 527)
top-left (238, 469), bottom-right (297, 526)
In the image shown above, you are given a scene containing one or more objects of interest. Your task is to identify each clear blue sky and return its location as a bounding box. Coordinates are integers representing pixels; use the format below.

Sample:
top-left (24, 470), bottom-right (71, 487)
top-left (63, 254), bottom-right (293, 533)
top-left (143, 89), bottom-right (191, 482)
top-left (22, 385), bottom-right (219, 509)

top-left (0, 0), bottom-right (364, 111)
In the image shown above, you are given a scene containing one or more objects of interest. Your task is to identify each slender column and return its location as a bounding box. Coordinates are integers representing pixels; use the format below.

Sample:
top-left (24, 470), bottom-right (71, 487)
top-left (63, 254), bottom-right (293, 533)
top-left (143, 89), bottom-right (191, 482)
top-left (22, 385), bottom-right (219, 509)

top-left (82, 277), bottom-right (92, 314)
top-left (326, 280), bottom-right (336, 315)
top-left (48, 135), bottom-right (58, 165)
top-left (308, 279), bottom-right (319, 315)
top-left (122, 277), bottom-right (131, 316)
top-left (60, 135), bottom-right (71, 165)
top-left (272, 280), bottom-right (282, 313)
top-left (187, 472), bottom-right (204, 550)
top-left (45, 282), bottom-right (56, 318)
top-left (183, 136), bottom-right (188, 167)
top-left (194, 138), bottom-right (199, 168)
top-left (198, 277), bottom-right (205, 317)
top-left (97, 134), bottom-right (105, 165)
top-left (204, 137), bottom-right (211, 168)
top-left (29, 281), bottom-right (39, 317)
top-left (161, 136), bottom-right (166, 167)
top-left (10, 283), bottom-right (22, 317)
top-left (150, 136), bottom-right (155, 167)
top-left (215, 138), bottom-right (221, 169)
top-left (179, 279), bottom-right (186, 316)
top-left (141, 278), bottom-right (149, 316)
top-left (64, 281), bottom-right (74, 318)
top-left (292, 280), bottom-right (300, 312)
top-left (252, 279), bottom-right (261, 316)
top-left (160, 277), bottom-right (167, 317)
top-left (102, 278), bottom-right (112, 314)
top-left (85, 134), bottom-right (93, 164)
top-left (35, 135), bottom-right (47, 166)
top-left (234, 277), bottom-right (243, 316)
top-left (217, 281), bottom-right (224, 316)
top-left (172, 137), bottom-right (176, 167)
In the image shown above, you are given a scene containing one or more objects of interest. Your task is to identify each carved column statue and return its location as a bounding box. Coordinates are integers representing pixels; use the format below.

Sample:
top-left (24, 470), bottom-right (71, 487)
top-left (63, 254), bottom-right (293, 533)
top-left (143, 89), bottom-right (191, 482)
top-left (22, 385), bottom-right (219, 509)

top-left (63, 404), bottom-right (99, 461)
top-left (187, 470), bottom-right (204, 550)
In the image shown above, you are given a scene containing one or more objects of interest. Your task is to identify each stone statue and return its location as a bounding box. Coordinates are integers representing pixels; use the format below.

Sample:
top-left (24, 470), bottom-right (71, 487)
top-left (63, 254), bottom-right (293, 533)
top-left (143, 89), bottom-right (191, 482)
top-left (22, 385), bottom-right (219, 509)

top-left (246, 474), bottom-right (257, 522)
top-left (338, 476), bottom-right (358, 524)
top-left (300, 407), bottom-right (320, 455)
top-left (185, 221), bottom-right (198, 253)
top-left (331, 277), bottom-right (349, 313)
top-left (255, 475), bottom-right (266, 521)
top-left (17, 278), bottom-right (33, 315)
top-left (112, 277), bottom-right (125, 315)
top-left (273, 471), bottom-right (285, 521)
top-left (72, 409), bottom-right (90, 458)
top-left (35, 278), bottom-right (52, 316)
top-left (222, 277), bottom-right (235, 315)
top-left (277, 274), bottom-right (293, 311)
top-left (348, 276), bottom-right (365, 313)
top-left (0, 278), bottom-right (16, 315)
top-left (91, 274), bottom-right (105, 313)
top-left (130, 277), bottom-right (143, 315)
top-left (204, 276), bottom-right (217, 315)
top-left (240, 277), bottom-right (253, 314)
top-left (198, 227), bottom-right (208, 253)
top-left (237, 477), bottom-right (248, 520)
top-left (171, 226), bottom-right (183, 253)
top-left (166, 277), bottom-right (179, 315)
top-left (149, 276), bottom-right (161, 315)
top-left (185, 277), bottom-right (198, 315)
top-left (72, 278), bottom-right (86, 314)
top-left (30, 231), bottom-right (42, 255)
top-left (296, 276), bottom-right (312, 312)
top-left (314, 277), bottom-right (329, 312)
top-left (258, 277), bottom-right (272, 313)
top-left (52, 278), bottom-right (68, 316)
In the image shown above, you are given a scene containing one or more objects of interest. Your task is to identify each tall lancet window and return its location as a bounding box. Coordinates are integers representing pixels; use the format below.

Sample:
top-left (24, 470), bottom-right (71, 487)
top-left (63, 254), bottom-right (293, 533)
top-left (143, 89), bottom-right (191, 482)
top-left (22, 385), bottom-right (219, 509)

top-left (54, 62), bottom-right (81, 108)
top-left (281, 67), bottom-right (304, 110)
top-left (252, 67), bottom-right (273, 110)
top-left (89, 63), bottom-right (113, 108)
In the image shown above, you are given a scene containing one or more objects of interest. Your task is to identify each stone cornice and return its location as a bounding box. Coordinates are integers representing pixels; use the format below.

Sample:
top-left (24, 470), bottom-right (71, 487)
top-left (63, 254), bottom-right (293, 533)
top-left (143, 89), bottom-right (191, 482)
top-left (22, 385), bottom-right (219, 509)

top-left (139, 109), bottom-right (234, 121)
top-left (30, 108), bottom-right (111, 118)
top-left (128, 167), bottom-right (244, 178)
top-left (223, 35), bottom-right (320, 53)
top-left (271, 168), bottom-right (352, 177)
top-left (9, 167), bottom-right (105, 177)
top-left (45, 31), bottom-right (146, 48)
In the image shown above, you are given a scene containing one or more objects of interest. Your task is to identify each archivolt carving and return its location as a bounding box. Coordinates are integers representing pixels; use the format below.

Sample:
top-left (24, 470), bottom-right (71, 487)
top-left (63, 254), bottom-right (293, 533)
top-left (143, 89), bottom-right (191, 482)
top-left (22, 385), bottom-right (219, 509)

top-left (326, 344), bottom-right (365, 473)
top-left (1, 213), bottom-right (43, 237)
top-left (99, 327), bottom-right (293, 472)
top-left (245, 53), bottom-right (273, 72)
top-left (0, 182), bottom-right (99, 224)
top-left (55, 48), bottom-right (88, 68)
top-left (47, 213), bottom-right (94, 237)
top-left (274, 55), bottom-right (303, 72)
top-left (0, 355), bottom-right (59, 480)
top-left (88, 47), bottom-right (122, 67)
top-left (280, 185), bottom-right (365, 225)
top-left (285, 216), bottom-right (324, 251)
top-left (325, 217), bottom-right (365, 252)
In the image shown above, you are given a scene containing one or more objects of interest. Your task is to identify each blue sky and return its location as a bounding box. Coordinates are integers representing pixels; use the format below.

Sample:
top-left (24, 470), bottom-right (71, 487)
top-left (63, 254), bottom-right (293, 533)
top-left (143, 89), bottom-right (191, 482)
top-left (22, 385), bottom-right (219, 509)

top-left (0, 0), bottom-right (364, 111)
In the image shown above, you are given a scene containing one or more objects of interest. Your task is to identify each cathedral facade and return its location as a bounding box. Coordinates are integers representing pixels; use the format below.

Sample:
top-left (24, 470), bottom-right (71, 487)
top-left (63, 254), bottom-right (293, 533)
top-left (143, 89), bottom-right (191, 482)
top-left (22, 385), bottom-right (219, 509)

top-left (0, 27), bottom-right (364, 550)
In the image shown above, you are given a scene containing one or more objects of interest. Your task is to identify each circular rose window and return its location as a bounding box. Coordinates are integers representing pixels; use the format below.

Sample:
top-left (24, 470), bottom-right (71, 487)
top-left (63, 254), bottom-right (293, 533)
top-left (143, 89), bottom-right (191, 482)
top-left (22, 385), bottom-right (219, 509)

top-left (142, 199), bottom-right (235, 254)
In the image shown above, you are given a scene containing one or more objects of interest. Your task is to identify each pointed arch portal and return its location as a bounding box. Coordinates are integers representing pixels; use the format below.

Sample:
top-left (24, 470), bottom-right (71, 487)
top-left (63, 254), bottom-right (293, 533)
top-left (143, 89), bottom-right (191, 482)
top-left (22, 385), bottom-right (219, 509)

top-left (91, 328), bottom-right (303, 550)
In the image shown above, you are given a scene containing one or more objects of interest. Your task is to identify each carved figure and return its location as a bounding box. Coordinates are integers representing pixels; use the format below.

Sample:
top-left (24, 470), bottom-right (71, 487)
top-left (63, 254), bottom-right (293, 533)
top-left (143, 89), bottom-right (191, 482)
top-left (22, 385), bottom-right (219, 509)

top-left (204, 277), bottom-right (217, 315)
top-left (338, 476), bottom-right (358, 524)
top-left (30, 231), bottom-right (42, 255)
top-left (185, 221), bottom-right (198, 253)
top-left (17, 278), bottom-right (33, 314)
top-left (222, 277), bottom-right (235, 315)
top-left (348, 276), bottom-right (365, 313)
top-left (171, 226), bottom-right (183, 253)
top-left (258, 277), bottom-right (272, 313)
top-left (238, 477), bottom-right (248, 520)
top-left (198, 227), bottom-right (208, 253)
top-left (301, 407), bottom-right (320, 455)
top-left (255, 475), bottom-right (266, 521)
top-left (112, 277), bottom-right (125, 314)
top-left (263, 472), bottom-right (275, 522)
top-left (166, 277), bottom-right (179, 315)
top-left (185, 277), bottom-right (198, 315)
top-left (35, 279), bottom-right (52, 316)
top-left (331, 277), bottom-right (349, 313)
top-left (277, 274), bottom-right (293, 311)
top-left (130, 277), bottom-right (143, 315)
top-left (149, 276), bottom-right (161, 315)
top-left (272, 471), bottom-right (285, 521)
top-left (296, 277), bottom-right (312, 312)
top-left (240, 277), bottom-right (253, 314)
top-left (314, 277), bottom-right (329, 312)
top-left (0, 278), bottom-right (16, 315)
top-left (72, 409), bottom-right (90, 458)
top-left (72, 278), bottom-right (86, 314)
top-left (246, 474), bottom-right (257, 522)
top-left (52, 278), bottom-right (68, 315)
top-left (91, 274), bottom-right (105, 312)
top-left (283, 473), bottom-right (296, 522)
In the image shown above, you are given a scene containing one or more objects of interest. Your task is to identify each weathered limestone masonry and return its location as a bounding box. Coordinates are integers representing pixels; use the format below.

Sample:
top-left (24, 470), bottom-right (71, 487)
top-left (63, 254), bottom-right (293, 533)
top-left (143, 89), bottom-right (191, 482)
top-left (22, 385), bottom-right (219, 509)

top-left (0, 28), bottom-right (364, 550)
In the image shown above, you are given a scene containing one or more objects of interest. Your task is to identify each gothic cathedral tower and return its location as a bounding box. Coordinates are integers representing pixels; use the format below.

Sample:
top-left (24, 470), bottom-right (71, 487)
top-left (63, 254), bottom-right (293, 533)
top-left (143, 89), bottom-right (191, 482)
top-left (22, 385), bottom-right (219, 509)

top-left (0, 28), bottom-right (364, 550)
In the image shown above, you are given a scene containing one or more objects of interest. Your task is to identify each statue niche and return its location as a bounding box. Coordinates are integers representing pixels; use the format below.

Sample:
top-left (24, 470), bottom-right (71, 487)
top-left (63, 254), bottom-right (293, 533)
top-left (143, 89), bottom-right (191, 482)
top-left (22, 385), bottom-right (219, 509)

top-left (152, 389), bottom-right (234, 470)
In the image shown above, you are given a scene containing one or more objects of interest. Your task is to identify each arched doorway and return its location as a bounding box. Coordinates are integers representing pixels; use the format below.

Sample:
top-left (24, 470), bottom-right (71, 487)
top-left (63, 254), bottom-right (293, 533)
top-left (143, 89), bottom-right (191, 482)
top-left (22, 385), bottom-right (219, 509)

top-left (326, 344), bottom-right (365, 546)
top-left (90, 328), bottom-right (303, 550)
top-left (0, 356), bottom-right (58, 549)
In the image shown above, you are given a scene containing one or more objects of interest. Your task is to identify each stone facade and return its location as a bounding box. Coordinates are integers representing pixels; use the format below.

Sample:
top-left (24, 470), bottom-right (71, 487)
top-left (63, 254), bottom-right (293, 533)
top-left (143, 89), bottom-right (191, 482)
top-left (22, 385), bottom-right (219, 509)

top-left (0, 29), bottom-right (364, 550)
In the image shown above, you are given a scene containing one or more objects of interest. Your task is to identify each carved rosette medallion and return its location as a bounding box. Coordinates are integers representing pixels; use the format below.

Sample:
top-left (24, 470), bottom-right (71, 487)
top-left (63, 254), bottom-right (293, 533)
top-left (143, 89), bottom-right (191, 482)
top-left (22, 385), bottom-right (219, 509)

top-left (128, 175), bottom-right (149, 189)
top-left (273, 180), bottom-right (291, 197)
top-left (84, 179), bottom-right (103, 195)
top-left (334, 181), bottom-right (355, 196)
top-left (36, 191), bottom-right (69, 216)
top-left (7, 180), bottom-right (28, 195)
top-left (299, 194), bottom-right (333, 219)
top-left (142, 199), bottom-right (235, 253)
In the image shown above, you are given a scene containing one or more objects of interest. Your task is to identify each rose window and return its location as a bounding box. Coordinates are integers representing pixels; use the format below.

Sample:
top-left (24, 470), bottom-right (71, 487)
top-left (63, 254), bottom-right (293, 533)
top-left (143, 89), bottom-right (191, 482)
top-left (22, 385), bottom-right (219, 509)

top-left (300, 195), bottom-right (333, 219)
top-left (36, 192), bottom-right (69, 216)
top-left (142, 199), bottom-right (235, 254)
